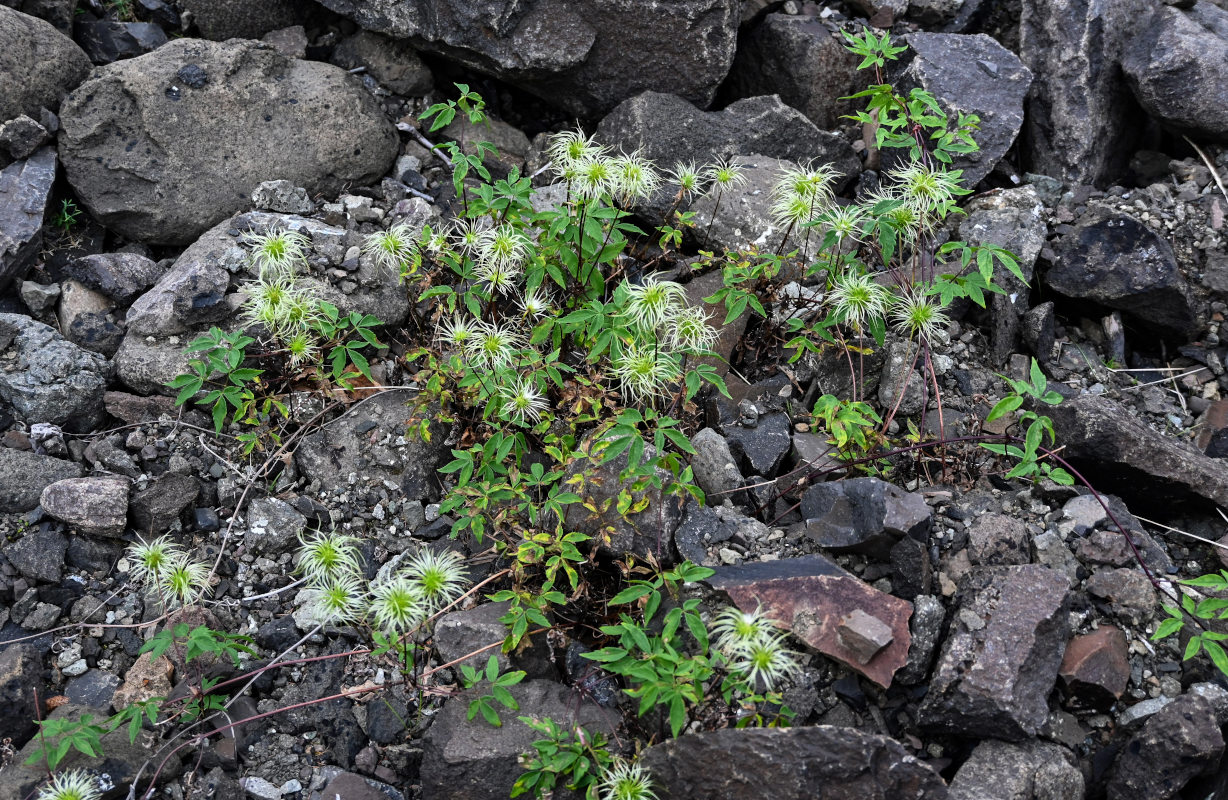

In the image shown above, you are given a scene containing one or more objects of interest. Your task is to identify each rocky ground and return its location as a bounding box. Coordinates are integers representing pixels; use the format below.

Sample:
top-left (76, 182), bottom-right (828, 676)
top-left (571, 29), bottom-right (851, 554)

top-left (1, 1), bottom-right (1228, 799)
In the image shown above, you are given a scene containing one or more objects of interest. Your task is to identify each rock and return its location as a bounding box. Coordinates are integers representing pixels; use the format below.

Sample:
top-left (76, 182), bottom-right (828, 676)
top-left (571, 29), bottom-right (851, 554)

top-left (59, 279), bottom-right (122, 357)
top-left (250, 180), bottom-right (315, 215)
top-left (331, 30), bottom-right (433, 96)
top-left (1048, 393), bottom-right (1228, 509)
top-left (722, 411), bottom-right (792, 478)
top-left (0, 147), bottom-right (57, 289)
top-left (899, 593), bottom-right (945, 685)
top-left (113, 331), bottom-right (198, 396)
top-left (315, 0), bottom-right (738, 119)
top-left (65, 669), bottom-right (120, 710)
top-left (0, 642), bottom-right (41, 742)
top-left (64, 252), bottom-right (167, 305)
top-left (40, 475), bottom-right (129, 536)
top-left (919, 565), bottom-right (1070, 740)
top-left (1019, 0), bottom-right (1150, 185)
top-left (723, 13), bottom-right (861, 130)
top-left (244, 495), bottom-right (306, 555)
top-left (261, 25), bottom-right (308, 59)
top-left (0, 700), bottom-right (180, 800)
top-left (0, 114), bottom-right (49, 160)
top-left (948, 739), bottom-right (1083, 800)
top-left (433, 602), bottom-right (522, 675)
top-left (878, 337), bottom-right (927, 417)
top-left (799, 476), bottom-right (932, 561)
top-left (639, 726), bottom-right (947, 800)
top-left (897, 33), bottom-right (1032, 188)
top-left (179, 0), bottom-right (314, 40)
top-left (2, 526), bottom-right (67, 582)
top-left (597, 92), bottom-right (858, 193)
top-left (689, 427), bottom-right (743, 501)
top-left (1058, 624), bottom-right (1130, 708)
top-left (1047, 210), bottom-right (1198, 340)
top-left (959, 187), bottom-right (1046, 364)
top-left (0, 5), bottom-right (91, 122)
top-left (112, 652), bottom-right (173, 709)
top-left (239, 776), bottom-right (280, 800)
top-left (967, 512), bottom-right (1031, 566)
top-left (682, 270), bottom-right (745, 382)
top-left (1107, 693), bottom-right (1225, 799)
top-left (563, 434), bottom-right (686, 564)
top-left (0, 446), bottom-right (84, 511)
top-left (19, 280), bottom-right (59, 315)
top-left (74, 18), bottom-right (167, 64)
top-left (707, 554), bottom-right (913, 688)
top-left (837, 608), bottom-right (895, 665)
top-left (672, 502), bottom-right (734, 566)
top-left (420, 679), bottom-right (614, 800)
top-left (130, 472), bottom-right (199, 534)
top-left (58, 38), bottom-right (399, 245)
top-left (686, 154), bottom-right (835, 256)
top-left (1123, 2), bottom-right (1228, 143)
top-left (295, 390), bottom-right (450, 503)
top-left (0, 313), bottom-right (108, 432)
top-left (320, 774), bottom-right (392, 800)
top-left (1075, 527), bottom-right (1173, 573)
top-left (1084, 568), bottom-right (1157, 624)
top-left (1022, 301), bottom-right (1056, 362)
top-left (123, 219), bottom-right (239, 337)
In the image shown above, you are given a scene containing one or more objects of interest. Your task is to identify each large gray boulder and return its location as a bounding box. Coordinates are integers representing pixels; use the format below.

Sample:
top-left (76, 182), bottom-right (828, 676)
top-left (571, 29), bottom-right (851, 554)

top-left (723, 13), bottom-right (861, 131)
top-left (1046, 209), bottom-right (1198, 340)
top-left (0, 5), bottom-right (91, 123)
top-left (179, 0), bottom-right (316, 41)
top-left (1122, 2), bottom-right (1228, 143)
top-left (1019, 0), bottom-right (1151, 186)
top-left (58, 38), bottom-right (399, 245)
top-left (0, 146), bottom-right (56, 290)
top-left (0, 312), bottom-right (109, 432)
top-left (0, 446), bottom-right (84, 513)
top-left (897, 33), bottom-right (1032, 188)
top-left (949, 739), bottom-right (1084, 800)
top-left (640, 727), bottom-right (948, 800)
top-left (313, 0), bottom-right (739, 118)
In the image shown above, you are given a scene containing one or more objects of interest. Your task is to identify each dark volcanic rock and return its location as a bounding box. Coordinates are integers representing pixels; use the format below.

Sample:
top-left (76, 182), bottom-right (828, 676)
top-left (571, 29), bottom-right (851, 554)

top-left (0, 643), bottom-right (41, 743)
top-left (421, 680), bottom-right (614, 800)
top-left (1019, 0), bottom-right (1150, 185)
top-left (1047, 211), bottom-right (1198, 340)
top-left (897, 32), bottom-right (1032, 188)
top-left (919, 565), bottom-right (1070, 740)
top-left (58, 38), bottom-right (398, 245)
top-left (0, 312), bottom-right (108, 432)
top-left (1107, 693), bottom-right (1225, 800)
top-left (180, 0), bottom-right (314, 41)
top-left (129, 472), bottom-right (198, 535)
top-left (1045, 393), bottom-right (1228, 509)
top-left (2, 526), bottom-right (67, 582)
top-left (295, 390), bottom-right (451, 503)
top-left (948, 739), bottom-right (1083, 800)
top-left (597, 92), bottom-right (858, 189)
top-left (40, 476), bottom-right (130, 536)
top-left (314, 0), bottom-right (739, 119)
top-left (74, 18), bottom-right (167, 64)
top-left (1123, 2), bottom-right (1228, 143)
top-left (331, 30), bottom-right (433, 96)
top-left (0, 5), bottom-right (91, 122)
top-left (0, 147), bottom-right (56, 290)
top-left (722, 411), bottom-right (792, 478)
top-left (64, 252), bottom-right (167, 305)
top-left (723, 13), bottom-right (861, 130)
top-left (0, 446), bottom-right (84, 512)
top-left (639, 726), bottom-right (948, 800)
top-left (800, 477), bottom-right (932, 561)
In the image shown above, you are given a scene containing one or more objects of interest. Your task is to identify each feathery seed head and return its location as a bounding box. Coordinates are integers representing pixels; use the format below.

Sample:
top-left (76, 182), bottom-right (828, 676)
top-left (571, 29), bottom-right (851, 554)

top-left (611, 151), bottom-right (661, 205)
top-left (368, 575), bottom-right (426, 635)
top-left (891, 293), bottom-right (951, 342)
top-left (362, 222), bottom-right (418, 273)
top-left (473, 258), bottom-right (522, 296)
top-left (546, 127), bottom-right (605, 174)
top-left (127, 535), bottom-right (186, 586)
top-left (711, 604), bottom-right (780, 656)
top-left (301, 571), bottom-right (368, 626)
top-left (727, 629), bottom-right (801, 691)
top-left (663, 305), bottom-right (718, 353)
top-left (519, 287), bottom-right (552, 318)
top-left (403, 548), bottom-right (469, 612)
top-left (818, 205), bottom-right (867, 244)
top-left (477, 224), bottom-right (529, 271)
top-left (296, 529), bottom-right (363, 581)
top-left (501, 377), bottom-right (547, 425)
top-left (706, 157), bottom-right (748, 190)
top-left (465, 320), bottom-right (523, 369)
top-left (243, 228), bottom-right (309, 279)
top-left (161, 556), bottom-right (212, 608)
top-left (573, 156), bottom-right (616, 201)
top-left (239, 274), bottom-right (296, 333)
top-left (890, 161), bottom-right (966, 215)
top-left (828, 271), bottom-right (889, 330)
top-left (598, 760), bottom-right (658, 800)
top-left (285, 330), bottom-right (320, 366)
top-left (612, 342), bottom-right (681, 403)
top-left (773, 161), bottom-right (840, 205)
top-left (770, 191), bottom-right (818, 230)
top-left (36, 770), bottom-right (101, 800)
top-left (667, 161), bottom-right (706, 198)
top-left (436, 314), bottom-right (478, 350)
top-left (623, 277), bottom-right (687, 331)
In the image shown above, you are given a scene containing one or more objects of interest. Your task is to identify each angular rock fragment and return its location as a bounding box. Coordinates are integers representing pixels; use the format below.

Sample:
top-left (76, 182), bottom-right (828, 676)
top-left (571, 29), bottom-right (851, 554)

top-left (0, 446), bottom-right (84, 512)
top-left (0, 147), bottom-right (56, 289)
top-left (707, 554), bottom-right (913, 687)
top-left (639, 726), bottom-right (947, 800)
top-left (1107, 693), bottom-right (1225, 800)
top-left (0, 5), bottom-right (91, 122)
top-left (1058, 624), bottom-right (1129, 708)
top-left (948, 739), bottom-right (1083, 800)
top-left (800, 477), bottom-right (931, 561)
top-left (919, 565), bottom-right (1070, 740)
top-left (0, 312), bottom-right (109, 432)
top-left (40, 476), bottom-right (130, 536)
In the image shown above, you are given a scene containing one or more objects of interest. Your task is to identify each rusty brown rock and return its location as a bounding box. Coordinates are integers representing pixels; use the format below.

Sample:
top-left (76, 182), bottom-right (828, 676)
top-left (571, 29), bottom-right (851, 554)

top-left (707, 555), bottom-right (912, 688)
top-left (1059, 624), bottom-right (1130, 707)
